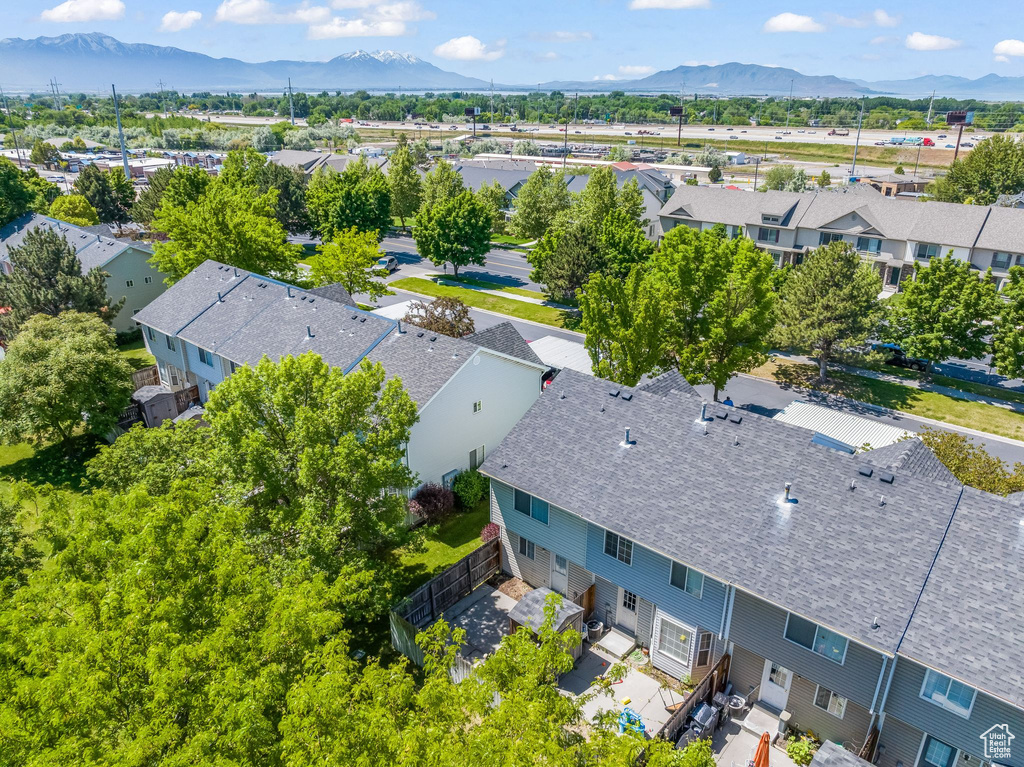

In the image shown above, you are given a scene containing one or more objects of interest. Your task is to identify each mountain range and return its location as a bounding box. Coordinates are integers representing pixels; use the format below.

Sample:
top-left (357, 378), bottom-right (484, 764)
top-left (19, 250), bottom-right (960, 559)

top-left (2, 33), bottom-right (1023, 99)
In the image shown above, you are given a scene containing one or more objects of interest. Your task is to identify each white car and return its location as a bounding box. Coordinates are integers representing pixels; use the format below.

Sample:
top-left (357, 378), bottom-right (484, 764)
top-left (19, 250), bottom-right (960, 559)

top-left (377, 255), bottom-right (399, 273)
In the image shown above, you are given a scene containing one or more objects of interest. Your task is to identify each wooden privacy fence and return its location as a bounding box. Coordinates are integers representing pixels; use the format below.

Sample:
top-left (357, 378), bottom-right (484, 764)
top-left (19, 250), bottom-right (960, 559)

top-left (174, 385), bottom-right (201, 413)
top-left (658, 652), bottom-right (732, 743)
top-left (395, 537), bottom-right (502, 630)
top-left (117, 402), bottom-right (143, 430)
top-left (131, 365), bottom-right (160, 390)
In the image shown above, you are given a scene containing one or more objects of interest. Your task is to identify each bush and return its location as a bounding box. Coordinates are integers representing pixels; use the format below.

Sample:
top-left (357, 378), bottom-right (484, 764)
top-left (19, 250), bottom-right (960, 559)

top-left (451, 469), bottom-right (488, 508)
top-left (480, 522), bottom-right (500, 542)
top-left (786, 736), bottom-right (819, 767)
top-left (410, 482), bottom-right (454, 522)
top-left (116, 327), bottom-right (143, 345)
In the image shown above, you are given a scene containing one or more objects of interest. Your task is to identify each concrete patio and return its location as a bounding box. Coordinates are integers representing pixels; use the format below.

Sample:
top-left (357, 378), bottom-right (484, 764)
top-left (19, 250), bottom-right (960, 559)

top-left (712, 718), bottom-right (800, 767)
top-left (443, 585), bottom-right (518, 661)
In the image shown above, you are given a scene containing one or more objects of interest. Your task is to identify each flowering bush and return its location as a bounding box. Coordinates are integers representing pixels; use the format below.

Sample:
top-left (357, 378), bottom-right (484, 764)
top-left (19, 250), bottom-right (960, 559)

top-left (410, 483), bottom-right (454, 523)
top-left (480, 522), bottom-right (500, 542)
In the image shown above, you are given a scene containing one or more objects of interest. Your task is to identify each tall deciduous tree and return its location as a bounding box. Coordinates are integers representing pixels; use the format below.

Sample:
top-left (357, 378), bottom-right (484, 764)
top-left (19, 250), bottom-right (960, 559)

top-left (388, 144), bottom-right (422, 228)
top-left (918, 427), bottom-right (1024, 495)
top-left (0, 226), bottom-right (121, 338)
top-left (130, 164), bottom-right (174, 224)
top-left (419, 158), bottom-right (465, 211)
top-left (0, 158), bottom-right (39, 226)
top-left (599, 207), bottom-right (654, 279)
top-left (413, 190), bottom-right (492, 277)
top-left (151, 182), bottom-right (302, 283)
top-left (475, 179), bottom-right (508, 235)
top-left (529, 219), bottom-right (604, 303)
top-left (883, 255), bottom-right (999, 365)
top-left (403, 296), bottom-right (476, 337)
top-left (49, 194), bottom-right (99, 227)
top-left (509, 165), bottom-right (570, 239)
top-left (774, 241), bottom-right (883, 381)
top-left (74, 165), bottom-right (134, 225)
top-left (29, 139), bottom-right (60, 167)
top-left (579, 266), bottom-right (667, 386)
top-left (306, 158), bottom-right (391, 241)
top-left (308, 226), bottom-right (390, 301)
top-left (0, 312), bottom-right (133, 452)
top-left (159, 164), bottom-right (212, 211)
top-left (219, 147), bottom-right (310, 233)
top-left (574, 166), bottom-right (619, 230)
top-left (992, 265), bottom-right (1024, 379)
top-left (929, 134), bottom-right (1024, 205)
top-left (761, 164), bottom-right (807, 192)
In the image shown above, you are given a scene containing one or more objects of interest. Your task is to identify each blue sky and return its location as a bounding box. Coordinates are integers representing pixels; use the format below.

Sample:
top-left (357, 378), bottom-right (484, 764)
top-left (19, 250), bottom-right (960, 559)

top-left (9, 0), bottom-right (1024, 85)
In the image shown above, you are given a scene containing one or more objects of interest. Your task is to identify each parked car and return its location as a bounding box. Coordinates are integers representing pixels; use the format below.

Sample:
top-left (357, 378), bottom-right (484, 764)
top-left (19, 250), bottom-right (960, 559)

top-left (872, 343), bottom-right (929, 372)
top-left (945, 144), bottom-right (955, 148)
top-left (729, 135), bottom-right (739, 140)
top-left (726, 128), bottom-right (733, 131)
top-left (377, 255), bottom-right (399, 273)
top-left (938, 134), bottom-right (947, 138)
top-left (960, 142), bottom-right (974, 148)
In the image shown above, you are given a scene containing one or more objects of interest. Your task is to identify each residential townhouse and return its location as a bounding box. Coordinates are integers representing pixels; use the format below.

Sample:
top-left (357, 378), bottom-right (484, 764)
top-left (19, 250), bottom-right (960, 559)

top-left (479, 369), bottom-right (1024, 764)
top-left (658, 186), bottom-right (1024, 292)
top-left (133, 260), bottom-right (548, 489)
top-left (0, 213), bottom-right (169, 333)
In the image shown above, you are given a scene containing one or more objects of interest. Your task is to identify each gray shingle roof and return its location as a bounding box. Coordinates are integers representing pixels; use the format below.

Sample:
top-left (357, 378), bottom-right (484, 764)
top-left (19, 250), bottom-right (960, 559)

top-left (0, 213), bottom-right (148, 272)
top-left (636, 369), bottom-right (699, 398)
top-left (862, 437), bottom-right (957, 484)
top-left (899, 487), bottom-right (1024, 708)
top-left (467, 322), bottom-right (544, 366)
top-left (481, 369), bottom-right (964, 653)
top-left (307, 283), bottom-right (355, 307)
top-left (812, 740), bottom-right (874, 767)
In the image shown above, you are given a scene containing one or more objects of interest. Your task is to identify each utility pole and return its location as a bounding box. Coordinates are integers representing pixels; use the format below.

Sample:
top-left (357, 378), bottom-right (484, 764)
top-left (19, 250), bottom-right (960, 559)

top-left (157, 78), bottom-right (167, 114)
top-left (573, 92), bottom-right (578, 125)
top-left (490, 79), bottom-right (494, 121)
top-left (288, 78), bottom-right (295, 125)
top-left (926, 90), bottom-right (935, 127)
top-left (111, 83), bottom-right (131, 183)
top-left (753, 157), bottom-right (761, 190)
top-left (1, 87), bottom-right (25, 167)
top-left (914, 143), bottom-right (923, 176)
top-left (785, 79), bottom-right (794, 128)
top-left (850, 96), bottom-right (865, 179)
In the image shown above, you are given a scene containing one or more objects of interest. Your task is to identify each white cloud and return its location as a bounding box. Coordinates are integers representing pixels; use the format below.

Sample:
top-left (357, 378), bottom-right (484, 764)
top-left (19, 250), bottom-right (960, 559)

top-left (831, 9), bottom-right (900, 28)
top-left (160, 9), bottom-right (203, 31)
top-left (534, 30), bottom-right (593, 42)
top-left (995, 55), bottom-right (1011, 63)
top-left (433, 35), bottom-right (504, 61)
top-left (870, 35), bottom-right (896, 45)
top-left (683, 59), bottom-right (719, 66)
top-left (215, 0), bottom-right (330, 24)
top-left (905, 31), bottom-right (961, 51)
top-left (618, 65), bottom-right (655, 76)
top-left (872, 9), bottom-right (900, 26)
top-left (536, 51), bottom-right (558, 61)
top-left (362, 1), bottom-right (433, 21)
top-left (629, 0), bottom-right (710, 9)
top-left (308, 17), bottom-right (405, 36)
top-left (40, 0), bottom-right (124, 22)
top-left (762, 12), bottom-right (825, 33)
top-left (993, 39), bottom-right (1024, 58)
top-left (592, 74), bottom-right (619, 81)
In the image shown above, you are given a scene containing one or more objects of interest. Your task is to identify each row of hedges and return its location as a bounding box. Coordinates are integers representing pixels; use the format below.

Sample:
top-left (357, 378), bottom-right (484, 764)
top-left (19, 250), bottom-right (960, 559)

top-left (409, 468), bottom-right (488, 524)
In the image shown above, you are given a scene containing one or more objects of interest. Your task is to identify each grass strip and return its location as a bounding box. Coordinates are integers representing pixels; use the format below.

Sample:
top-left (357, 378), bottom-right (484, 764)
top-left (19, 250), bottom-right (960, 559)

top-left (390, 277), bottom-right (570, 328)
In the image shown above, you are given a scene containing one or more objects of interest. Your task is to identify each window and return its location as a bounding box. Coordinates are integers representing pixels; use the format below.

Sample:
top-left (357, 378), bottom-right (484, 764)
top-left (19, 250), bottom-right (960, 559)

top-left (921, 669), bottom-right (976, 718)
top-left (146, 326), bottom-right (155, 342)
top-left (857, 237), bottom-right (882, 254)
top-left (469, 445), bottom-right (485, 471)
top-left (604, 530), bottom-right (633, 565)
top-left (228, 360), bottom-right (239, 373)
top-left (656, 616), bottom-right (692, 664)
top-left (921, 737), bottom-right (956, 767)
top-left (125, 279), bottom-right (134, 288)
top-left (198, 347), bottom-right (213, 366)
top-left (758, 227), bottom-right (780, 244)
top-left (696, 632), bottom-right (713, 667)
top-left (518, 535), bottom-right (535, 561)
top-left (762, 215), bottom-right (780, 224)
top-left (813, 685), bottom-right (848, 719)
top-left (992, 252), bottom-right (1013, 270)
top-left (144, 276), bottom-right (153, 284)
top-left (916, 242), bottom-right (940, 260)
top-left (165, 335), bottom-right (176, 352)
top-left (784, 614), bottom-right (848, 664)
top-left (473, 400), bottom-right (482, 413)
top-left (513, 489), bottom-right (548, 524)
top-left (669, 561), bottom-right (704, 599)
top-left (820, 232), bottom-right (844, 245)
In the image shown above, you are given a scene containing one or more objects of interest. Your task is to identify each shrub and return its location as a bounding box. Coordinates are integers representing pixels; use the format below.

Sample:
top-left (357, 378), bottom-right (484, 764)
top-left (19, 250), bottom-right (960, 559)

top-left (116, 327), bottom-right (143, 345)
top-left (481, 522), bottom-right (500, 542)
top-left (451, 469), bottom-right (488, 508)
top-left (786, 736), bottom-right (819, 767)
top-left (410, 482), bottom-right (454, 522)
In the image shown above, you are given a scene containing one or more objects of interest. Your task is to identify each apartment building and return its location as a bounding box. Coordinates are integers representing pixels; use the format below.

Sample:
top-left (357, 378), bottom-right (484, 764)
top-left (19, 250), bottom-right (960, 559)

top-left (658, 186), bottom-right (1024, 292)
top-left (479, 369), bottom-right (1024, 764)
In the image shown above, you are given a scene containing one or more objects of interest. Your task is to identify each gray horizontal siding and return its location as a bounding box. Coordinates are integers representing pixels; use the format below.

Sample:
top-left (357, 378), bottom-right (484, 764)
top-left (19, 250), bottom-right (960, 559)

top-left (787, 673), bottom-right (872, 749)
top-left (729, 589), bottom-right (885, 708)
top-left (651, 609), bottom-right (692, 680)
top-left (492, 480), bottom-right (589, 566)
top-left (594, 576), bottom-right (618, 629)
top-left (876, 715), bottom-right (924, 767)
top-left (583, 522), bottom-right (727, 634)
top-left (567, 561), bottom-right (593, 608)
top-left (884, 657), bottom-right (1024, 765)
top-left (729, 643), bottom-right (765, 700)
top-left (637, 598), bottom-right (655, 647)
top-left (505, 530), bottom-right (551, 588)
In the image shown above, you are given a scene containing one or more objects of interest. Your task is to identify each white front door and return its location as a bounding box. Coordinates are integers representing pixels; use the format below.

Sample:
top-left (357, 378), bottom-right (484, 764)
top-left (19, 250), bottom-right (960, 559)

top-left (616, 587), bottom-right (638, 635)
top-left (551, 553), bottom-right (568, 595)
top-left (760, 658), bottom-right (793, 711)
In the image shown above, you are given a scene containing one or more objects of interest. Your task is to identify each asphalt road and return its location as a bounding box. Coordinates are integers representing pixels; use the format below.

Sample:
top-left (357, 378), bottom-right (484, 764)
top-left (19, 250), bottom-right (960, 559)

top-left (380, 235), bottom-right (543, 292)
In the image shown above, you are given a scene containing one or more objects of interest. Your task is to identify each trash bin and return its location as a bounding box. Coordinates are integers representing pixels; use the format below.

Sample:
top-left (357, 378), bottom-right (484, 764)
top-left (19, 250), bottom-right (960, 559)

top-left (587, 620), bottom-right (604, 642)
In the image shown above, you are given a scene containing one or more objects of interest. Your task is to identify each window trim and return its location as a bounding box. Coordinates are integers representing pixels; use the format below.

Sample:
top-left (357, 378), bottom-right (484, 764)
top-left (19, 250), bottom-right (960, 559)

top-left (783, 613), bottom-right (849, 665)
top-left (696, 631), bottom-right (713, 667)
top-left (919, 735), bottom-right (957, 767)
top-left (991, 252), bottom-right (1013, 270)
top-left (165, 335), bottom-right (176, 352)
top-left (197, 347), bottom-right (214, 366)
top-left (603, 530), bottom-right (633, 566)
top-left (919, 669), bottom-right (976, 719)
top-left (146, 326), bottom-right (156, 342)
top-left (473, 400), bottom-right (482, 413)
top-left (144, 275), bottom-right (153, 284)
top-left (813, 684), bottom-right (848, 719)
top-left (125, 279), bottom-right (134, 288)
top-left (518, 535), bottom-right (535, 561)
top-left (758, 227), bottom-right (780, 244)
top-left (668, 560), bottom-right (704, 600)
top-left (653, 612), bottom-right (693, 666)
top-left (513, 488), bottom-right (549, 525)
top-left (916, 242), bottom-right (939, 260)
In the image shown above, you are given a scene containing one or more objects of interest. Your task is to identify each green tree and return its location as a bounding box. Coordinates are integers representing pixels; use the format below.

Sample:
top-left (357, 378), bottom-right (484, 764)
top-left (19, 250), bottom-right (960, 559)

top-left (774, 241), bottom-right (883, 381)
top-left (509, 165), bottom-right (570, 239)
top-left (419, 159), bottom-right (465, 210)
top-left (884, 255), bottom-right (999, 365)
top-left (48, 194), bottom-right (99, 226)
top-left (708, 166), bottom-right (723, 183)
top-left (599, 207), bottom-right (654, 279)
top-left (894, 164), bottom-right (905, 175)
top-left (0, 312), bottom-right (133, 452)
top-left (0, 226), bottom-right (121, 338)
top-left (308, 226), bottom-right (390, 301)
top-left (529, 219), bottom-right (604, 303)
top-left (74, 165), bottom-right (134, 224)
top-left (159, 164), bottom-right (212, 211)
top-left (617, 177), bottom-right (647, 227)
top-left (605, 145), bottom-right (630, 161)
top-left (403, 296), bottom-right (476, 337)
top-left (306, 159), bottom-right (392, 241)
top-left (817, 169), bottom-right (831, 188)
top-left (151, 181), bottom-right (302, 283)
top-left (130, 164), bottom-right (174, 223)
top-left (0, 498), bottom-right (41, 597)
top-left (387, 144), bottom-right (422, 228)
top-left (918, 427), bottom-right (1024, 495)
top-left (929, 135), bottom-right (1024, 205)
top-left (29, 139), bottom-right (60, 167)
top-left (219, 147), bottom-right (310, 233)
top-left (20, 167), bottom-right (62, 213)
top-left (579, 265), bottom-right (667, 385)
top-left (0, 157), bottom-right (37, 226)
top-left (413, 190), bottom-right (492, 277)
top-left (475, 178), bottom-right (508, 235)
top-left (761, 164), bottom-right (808, 192)
top-left (992, 265), bottom-right (1024, 379)
top-left (575, 166), bottom-right (619, 230)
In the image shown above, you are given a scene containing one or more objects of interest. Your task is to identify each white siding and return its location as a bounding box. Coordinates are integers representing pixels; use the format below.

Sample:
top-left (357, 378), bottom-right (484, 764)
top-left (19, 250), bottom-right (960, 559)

top-left (406, 350), bottom-right (542, 487)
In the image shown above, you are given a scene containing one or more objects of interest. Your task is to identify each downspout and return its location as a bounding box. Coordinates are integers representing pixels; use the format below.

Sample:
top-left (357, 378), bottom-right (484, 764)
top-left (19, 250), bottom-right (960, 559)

top-left (721, 584), bottom-right (736, 644)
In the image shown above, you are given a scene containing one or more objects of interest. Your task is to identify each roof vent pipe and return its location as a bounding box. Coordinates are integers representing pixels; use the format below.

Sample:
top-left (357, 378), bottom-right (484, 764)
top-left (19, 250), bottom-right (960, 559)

top-left (306, 325), bottom-right (314, 338)
top-left (286, 286), bottom-right (293, 298)
top-left (217, 291), bottom-right (224, 302)
top-left (700, 402), bottom-right (707, 421)
top-left (624, 427), bottom-right (631, 445)
top-left (784, 482), bottom-right (792, 502)
top-left (871, 616), bottom-right (880, 630)
top-left (397, 320), bottom-right (403, 334)
top-left (849, 478), bottom-right (856, 491)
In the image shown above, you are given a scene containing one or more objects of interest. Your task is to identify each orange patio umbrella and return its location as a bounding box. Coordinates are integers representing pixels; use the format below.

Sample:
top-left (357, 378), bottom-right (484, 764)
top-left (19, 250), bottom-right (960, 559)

top-left (753, 731), bottom-right (772, 767)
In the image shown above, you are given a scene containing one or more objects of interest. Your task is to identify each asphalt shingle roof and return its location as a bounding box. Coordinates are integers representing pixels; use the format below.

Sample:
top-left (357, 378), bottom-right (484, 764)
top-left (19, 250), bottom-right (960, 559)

top-left (467, 322), bottom-right (544, 366)
top-left (0, 213), bottom-right (146, 272)
top-left (481, 369), bottom-right (964, 654)
top-left (862, 438), bottom-right (957, 484)
top-left (636, 369), bottom-right (699, 398)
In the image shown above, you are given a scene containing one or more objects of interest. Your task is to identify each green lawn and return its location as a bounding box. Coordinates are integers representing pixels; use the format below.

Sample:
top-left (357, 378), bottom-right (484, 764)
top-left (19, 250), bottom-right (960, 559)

top-left (491, 235), bottom-right (531, 246)
top-left (753, 358), bottom-right (1024, 442)
top-left (841, 357), bottom-right (1024, 408)
top-left (118, 338), bottom-right (156, 371)
top-left (0, 437), bottom-right (99, 514)
top-left (390, 277), bottom-right (571, 329)
top-left (398, 499), bottom-right (490, 592)
top-left (436, 274), bottom-right (548, 302)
